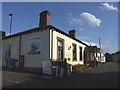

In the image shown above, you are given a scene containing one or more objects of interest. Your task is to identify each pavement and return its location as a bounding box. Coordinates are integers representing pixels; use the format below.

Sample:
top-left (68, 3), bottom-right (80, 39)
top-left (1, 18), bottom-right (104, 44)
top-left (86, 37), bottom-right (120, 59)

top-left (2, 62), bottom-right (119, 88)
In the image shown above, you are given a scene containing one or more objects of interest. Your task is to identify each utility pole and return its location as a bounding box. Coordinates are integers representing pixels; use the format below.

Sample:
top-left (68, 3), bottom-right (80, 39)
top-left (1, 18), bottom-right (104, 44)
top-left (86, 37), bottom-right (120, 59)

top-left (99, 37), bottom-right (101, 49)
top-left (9, 14), bottom-right (13, 35)
top-left (99, 37), bottom-right (102, 61)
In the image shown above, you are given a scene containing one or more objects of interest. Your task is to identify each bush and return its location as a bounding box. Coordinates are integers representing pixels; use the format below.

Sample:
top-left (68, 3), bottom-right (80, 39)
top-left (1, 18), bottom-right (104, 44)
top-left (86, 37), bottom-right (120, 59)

top-left (85, 64), bottom-right (90, 69)
top-left (72, 65), bottom-right (85, 72)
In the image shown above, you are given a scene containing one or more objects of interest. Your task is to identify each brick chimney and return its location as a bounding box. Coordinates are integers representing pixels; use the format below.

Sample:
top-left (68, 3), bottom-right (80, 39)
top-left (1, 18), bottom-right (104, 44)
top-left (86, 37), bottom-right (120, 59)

top-left (69, 30), bottom-right (76, 38)
top-left (39, 10), bottom-right (50, 26)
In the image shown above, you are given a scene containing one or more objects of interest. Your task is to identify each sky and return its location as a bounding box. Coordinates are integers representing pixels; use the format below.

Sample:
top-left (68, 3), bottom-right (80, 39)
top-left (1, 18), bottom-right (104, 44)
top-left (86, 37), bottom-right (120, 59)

top-left (2, 2), bottom-right (119, 54)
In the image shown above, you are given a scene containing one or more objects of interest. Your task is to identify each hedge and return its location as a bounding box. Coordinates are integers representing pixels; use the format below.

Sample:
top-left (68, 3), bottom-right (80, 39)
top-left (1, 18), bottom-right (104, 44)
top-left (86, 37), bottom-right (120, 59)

top-left (72, 65), bottom-right (86, 72)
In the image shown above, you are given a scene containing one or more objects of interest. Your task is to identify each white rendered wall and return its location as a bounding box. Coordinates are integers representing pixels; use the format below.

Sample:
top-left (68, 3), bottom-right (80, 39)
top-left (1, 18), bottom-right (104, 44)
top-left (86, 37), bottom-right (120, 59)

top-left (51, 30), bottom-right (87, 65)
top-left (20, 30), bottom-right (50, 68)
top-left (2, 36), bottom-right (20, 66)
top-left (2, 30), bottom-right (50, 68)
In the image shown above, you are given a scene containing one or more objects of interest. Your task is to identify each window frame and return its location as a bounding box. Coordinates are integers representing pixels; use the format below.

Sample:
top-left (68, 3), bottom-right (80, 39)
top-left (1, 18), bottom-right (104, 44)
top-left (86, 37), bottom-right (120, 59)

top-left (72, 43), bottom-right (77, 61)
top-left (79, 46), bottom-right (83, 61)
top-left (57, 37), bottom-right (64, 61)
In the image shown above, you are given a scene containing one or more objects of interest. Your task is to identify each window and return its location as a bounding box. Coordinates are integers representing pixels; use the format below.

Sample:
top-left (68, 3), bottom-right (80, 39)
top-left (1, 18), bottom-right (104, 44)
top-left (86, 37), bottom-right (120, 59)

top-left (72, 44), bottom-right (77, 61)
top-left (80, 47), bottom-right (82, 61)
top-left (57, 39), bottom-right (63, 60)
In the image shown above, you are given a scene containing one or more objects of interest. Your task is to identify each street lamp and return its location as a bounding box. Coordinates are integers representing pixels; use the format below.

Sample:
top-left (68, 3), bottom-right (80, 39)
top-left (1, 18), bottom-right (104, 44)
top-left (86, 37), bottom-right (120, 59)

top-left (9, 14), bottom-right (13, 35)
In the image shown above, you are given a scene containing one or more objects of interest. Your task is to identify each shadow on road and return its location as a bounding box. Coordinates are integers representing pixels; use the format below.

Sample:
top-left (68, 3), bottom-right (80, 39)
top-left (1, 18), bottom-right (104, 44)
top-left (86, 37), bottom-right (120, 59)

top-left (2, 71), bottom-right (119, 88)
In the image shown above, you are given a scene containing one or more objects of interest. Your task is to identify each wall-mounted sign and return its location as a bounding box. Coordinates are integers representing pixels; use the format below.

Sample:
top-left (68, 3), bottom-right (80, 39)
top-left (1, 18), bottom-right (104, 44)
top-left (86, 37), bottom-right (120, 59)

top-left (28, 36), bottom-right (41, 55)
top-left (68, 46), bottom-right (71, 50)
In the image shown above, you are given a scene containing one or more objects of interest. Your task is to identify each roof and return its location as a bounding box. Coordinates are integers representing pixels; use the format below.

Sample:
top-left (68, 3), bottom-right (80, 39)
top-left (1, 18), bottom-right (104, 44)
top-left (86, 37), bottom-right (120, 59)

top-left (111, 51), bottom-right (120, 55)
top-left (85, 46), bottom-right (100, 52)
top-left (2, 25), bottom-right (88, 46)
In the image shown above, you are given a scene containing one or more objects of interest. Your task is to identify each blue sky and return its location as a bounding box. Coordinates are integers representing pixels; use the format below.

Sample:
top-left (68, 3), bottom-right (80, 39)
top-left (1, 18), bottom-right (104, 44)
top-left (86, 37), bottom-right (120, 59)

top-left (2, 2), bottom-right (118, 54)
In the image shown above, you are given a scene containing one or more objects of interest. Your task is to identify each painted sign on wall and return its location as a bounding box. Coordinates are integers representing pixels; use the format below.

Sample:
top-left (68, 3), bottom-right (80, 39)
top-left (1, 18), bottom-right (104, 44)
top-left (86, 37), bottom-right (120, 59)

top-left (28, 36), bottom-right (41, 55)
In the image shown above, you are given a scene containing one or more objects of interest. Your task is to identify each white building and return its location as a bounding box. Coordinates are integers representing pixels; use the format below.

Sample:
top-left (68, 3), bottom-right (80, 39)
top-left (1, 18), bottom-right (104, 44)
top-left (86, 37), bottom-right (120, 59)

top-left (2, 10), bottom-right (89, 75)
top-left (97, 52), bottom-right (106, 63)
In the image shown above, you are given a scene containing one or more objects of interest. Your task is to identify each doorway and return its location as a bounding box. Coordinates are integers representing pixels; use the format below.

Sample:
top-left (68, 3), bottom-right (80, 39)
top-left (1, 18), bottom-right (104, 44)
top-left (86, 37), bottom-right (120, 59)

top-left (19, 55), bottom-right (24, 72)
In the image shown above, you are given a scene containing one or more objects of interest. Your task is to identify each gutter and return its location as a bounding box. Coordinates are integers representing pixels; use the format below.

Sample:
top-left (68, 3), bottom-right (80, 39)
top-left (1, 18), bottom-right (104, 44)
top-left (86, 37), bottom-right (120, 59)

top-left (18, 35), bottom-right (22, 69)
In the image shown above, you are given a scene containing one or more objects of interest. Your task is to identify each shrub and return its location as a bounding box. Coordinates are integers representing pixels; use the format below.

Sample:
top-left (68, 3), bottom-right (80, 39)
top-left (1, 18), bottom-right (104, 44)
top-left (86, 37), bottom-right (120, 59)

top-left (72, 65), bottom-right (85, 72)
top-left (85, 64), bottom-right (90, 69)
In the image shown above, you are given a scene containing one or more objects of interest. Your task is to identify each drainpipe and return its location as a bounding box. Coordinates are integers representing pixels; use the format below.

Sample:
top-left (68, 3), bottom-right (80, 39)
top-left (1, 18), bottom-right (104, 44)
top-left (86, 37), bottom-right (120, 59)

top-left (51, 29), bottom-right (53, 60)
top-left (6, 45), bottom-right (11, 70)
top-left (50, 29), bottom-right (53, 75)
top-left (18, 35), bottom-right (22, 70)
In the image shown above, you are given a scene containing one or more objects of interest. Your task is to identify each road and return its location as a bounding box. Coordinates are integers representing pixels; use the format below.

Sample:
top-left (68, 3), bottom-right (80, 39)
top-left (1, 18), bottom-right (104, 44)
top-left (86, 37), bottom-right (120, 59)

top-left (2, 62), bottom-right (119, 88)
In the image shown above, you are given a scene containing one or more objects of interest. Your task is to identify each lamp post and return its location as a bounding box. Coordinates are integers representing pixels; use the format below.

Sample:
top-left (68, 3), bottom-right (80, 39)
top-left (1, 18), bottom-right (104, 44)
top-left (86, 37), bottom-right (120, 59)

top-left (9, 14), bottom-right (13, 35)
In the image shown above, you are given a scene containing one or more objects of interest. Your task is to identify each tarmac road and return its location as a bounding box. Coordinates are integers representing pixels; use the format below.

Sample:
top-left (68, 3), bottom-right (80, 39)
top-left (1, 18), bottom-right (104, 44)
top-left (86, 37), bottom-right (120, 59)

top-left (2, 62), bottom-right (119, 88)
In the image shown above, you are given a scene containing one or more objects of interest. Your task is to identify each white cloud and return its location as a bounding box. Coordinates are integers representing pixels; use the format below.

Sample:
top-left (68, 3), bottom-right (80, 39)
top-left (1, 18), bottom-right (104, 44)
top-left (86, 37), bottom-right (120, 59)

top-left (100, 3), bottom-right (118, 11)
top-left (69, 18), bottom-right (82, 25)
top-left (80, 12), bottom-right (102, 27)
top-left (79, 28), bottom-right (83, 31)
top-left (68, 12), bottom-right (101, 27)
top-left (68, 12), bottom-right (72, 16)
